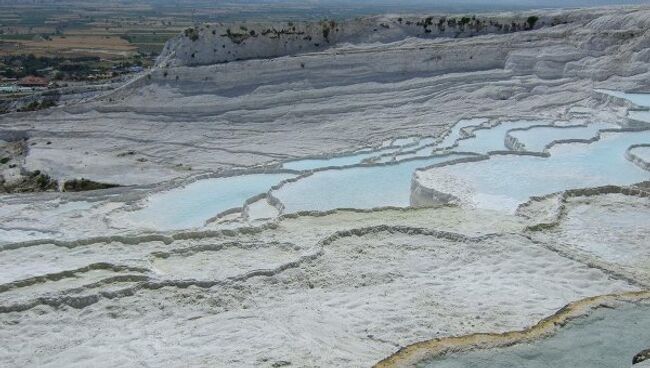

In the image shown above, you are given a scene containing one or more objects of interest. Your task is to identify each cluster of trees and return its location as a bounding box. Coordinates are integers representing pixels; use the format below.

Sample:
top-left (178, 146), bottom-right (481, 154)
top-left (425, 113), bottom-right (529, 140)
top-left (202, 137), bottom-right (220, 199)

top-left (414, 15), bottom-right (540, 34)
top-left (1, 54), bottom-right (148, 81)
top-left (0, 54), bottom-right (101, 79)
top-left (63, 178), bottom-right (119, 192)
top-left (1, 54), bottom-right (59, 78)
top-left (17, 99), bottom-right (56, 112)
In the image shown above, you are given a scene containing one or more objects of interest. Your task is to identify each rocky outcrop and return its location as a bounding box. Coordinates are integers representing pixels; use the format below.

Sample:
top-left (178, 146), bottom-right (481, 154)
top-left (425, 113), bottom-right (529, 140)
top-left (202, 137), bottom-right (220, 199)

top-left (157, 13), bottom-right (578, 67)
top-left (1, 137), bottom-right (120, 193)
top-left (153, 6), bottom-right (650, 90)
top-left (634, 349), bottom-right (650, 365)
top-left (0, 134), bottom-right (59, 193)
top-left (62, 178), bottom-right (120, 192)
top-left (0, 169), bottom-right (58, 193)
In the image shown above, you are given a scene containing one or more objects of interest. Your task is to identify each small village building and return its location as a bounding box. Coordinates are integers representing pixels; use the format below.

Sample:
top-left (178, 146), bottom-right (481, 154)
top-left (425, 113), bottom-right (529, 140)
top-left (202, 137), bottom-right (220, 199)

top-left (17, 75), bottom-right (49, 88)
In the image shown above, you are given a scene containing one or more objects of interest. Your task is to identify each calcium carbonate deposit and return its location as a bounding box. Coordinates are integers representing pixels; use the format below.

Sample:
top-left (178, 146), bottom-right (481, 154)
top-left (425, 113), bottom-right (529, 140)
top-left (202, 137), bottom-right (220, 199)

top-left (419, 302), bottom-right (650, 368)
top-left (1, 5), bottom-right (650, 368)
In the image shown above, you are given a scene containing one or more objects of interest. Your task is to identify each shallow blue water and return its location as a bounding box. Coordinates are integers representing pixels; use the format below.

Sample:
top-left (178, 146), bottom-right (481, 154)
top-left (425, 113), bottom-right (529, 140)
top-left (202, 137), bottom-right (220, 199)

top-left (428, 130), bottom-right (650, 211)
top-left (419, 303), bottom-right (650, 368)
top-left (509, 122), bottom-right (615, 152)
top-left (435, 118), bottom-right (488, 151)
top-left (281, 148), bottom-right (399, 171)
top-left (629, 110), bottom-right (650, 123)
top-left (274, 153), bottom-right (471, 213)
top-left (598, 89), bottom-right (650, 107)
top-left (630, 145), bottom-right (650, 162)
top-left (129, 173), bottom-right (295, 230)
top-left (127, 102), bottom-right (649, 229)
top-left (394, 146), bottom-right (436, 161)
top-left (455, 120), bottom-right (548, 153)
top-left (377, 137), bottom-right (438, 162)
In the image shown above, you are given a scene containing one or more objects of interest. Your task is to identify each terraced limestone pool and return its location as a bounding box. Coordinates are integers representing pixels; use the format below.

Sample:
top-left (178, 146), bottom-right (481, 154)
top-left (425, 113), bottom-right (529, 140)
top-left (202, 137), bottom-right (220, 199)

top-left (119, 111), bottom-right (647, 228)
top-left (281, 136), bottom-right (433, 171)
top-left (435, 118), bottom-right (489, 151)
top-left (454, 120), bottom-right (549, 153)
top-left (597, 89), bottom-right (650, 107)
top-left (383, 137), bottom-right (438, 162)
top-left (281, 147), bottom-right (400, 171)
top-left (387, 119), bottom-right (488, 162)
top-left (597, 90), bottom-right (650, 124)
top-left (419, 302), bottom-right (650, 368)
top-left (273, 153), bottom-right (473, 213)
top-left (629, 110), bottom-right (650, 123)
top-left (416, 130), bottom-right (650, 212)
top-left (630, 145), bottom-right (650, 163)
top-left (508, 122), bottom-right (615, 152)
top-left (124, 173), bottom-right (295, 230)
top-left (282, 120), bottom-right (486, 171)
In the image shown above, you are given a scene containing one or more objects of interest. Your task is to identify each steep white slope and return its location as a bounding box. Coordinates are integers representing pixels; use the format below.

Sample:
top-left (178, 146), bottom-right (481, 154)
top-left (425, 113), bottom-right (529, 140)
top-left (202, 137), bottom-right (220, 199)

top-left (157, 8), bottom-right (636, 67)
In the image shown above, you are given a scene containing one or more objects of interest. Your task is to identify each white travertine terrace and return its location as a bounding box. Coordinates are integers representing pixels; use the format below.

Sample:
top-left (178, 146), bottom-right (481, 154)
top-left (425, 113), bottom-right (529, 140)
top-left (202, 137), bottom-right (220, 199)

top-left (0, 5), bottom-right (650, 368)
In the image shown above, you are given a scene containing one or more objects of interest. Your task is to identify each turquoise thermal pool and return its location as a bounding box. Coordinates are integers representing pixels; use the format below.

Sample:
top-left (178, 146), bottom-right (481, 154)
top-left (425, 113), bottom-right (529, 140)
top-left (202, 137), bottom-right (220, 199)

top-left (282, 121), bottom-right (483, 172)
top-left (629, 110), bottom-right (650, 123)
top-left (126, 173), bottom-right (295, 230)
top-left (629, 145), bottom-right (650, 163)
top-left (122, 100), bottom-right (650, 229)
top-left (273, 153), bottom-right (472, 213)
top-left (417, 130), bottom-right (650, 212)
top-left (281, 148), bottom-right (399, 171)
top-left (597, 89), bottom-right (650, 107)
top-left (454, 120), bottom-right (548, 153)
top-left (508, 122), bottom-right (615, 152)
top-left (597, 90), bottom-right (650, 125)
top-left (435, 118), bottom-right (489, 151)
top-left (281, 135), bottom-right (439, 171)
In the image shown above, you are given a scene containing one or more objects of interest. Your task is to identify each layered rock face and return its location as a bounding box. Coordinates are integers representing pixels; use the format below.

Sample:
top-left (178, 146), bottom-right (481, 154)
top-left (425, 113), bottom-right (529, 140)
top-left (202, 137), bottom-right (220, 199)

top-left (156, 8), bottom-right (650, 85)
top-left (158, 13), bottom-right (555, 67)
top-left (157, 8), bottom-right (649, 68)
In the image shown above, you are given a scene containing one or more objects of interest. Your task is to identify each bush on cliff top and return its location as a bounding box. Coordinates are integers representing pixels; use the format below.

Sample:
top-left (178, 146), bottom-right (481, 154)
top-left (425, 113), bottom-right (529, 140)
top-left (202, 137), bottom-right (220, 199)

top-left (184, 28), bottom-right (200, 42)
top-left (527, 16), bottom-right (539, 29)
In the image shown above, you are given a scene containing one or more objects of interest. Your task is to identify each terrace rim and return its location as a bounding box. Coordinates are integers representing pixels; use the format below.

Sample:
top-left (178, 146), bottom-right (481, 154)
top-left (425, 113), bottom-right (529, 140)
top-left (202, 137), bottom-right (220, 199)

top-left (373, 291), bottom-right (650, 368)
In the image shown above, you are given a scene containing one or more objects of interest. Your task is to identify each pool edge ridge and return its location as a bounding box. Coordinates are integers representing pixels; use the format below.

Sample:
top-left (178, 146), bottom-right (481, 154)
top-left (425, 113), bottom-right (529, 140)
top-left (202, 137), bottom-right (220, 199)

top-left (373, 290), bottom-right (650, 368)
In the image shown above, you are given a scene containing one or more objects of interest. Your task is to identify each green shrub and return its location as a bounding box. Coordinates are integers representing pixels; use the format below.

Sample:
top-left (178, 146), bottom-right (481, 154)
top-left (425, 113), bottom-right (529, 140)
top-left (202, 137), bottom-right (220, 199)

top-left (40, 100), bottom-right (56, 109)
top-left (527, 16), bottom-right (539, 29)
top-left (184, 28), bottom-right (200, 41)
top-left (322, 26), bottom-right (330, 41)
top-left (63, 178), bottom-right (119, 192)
